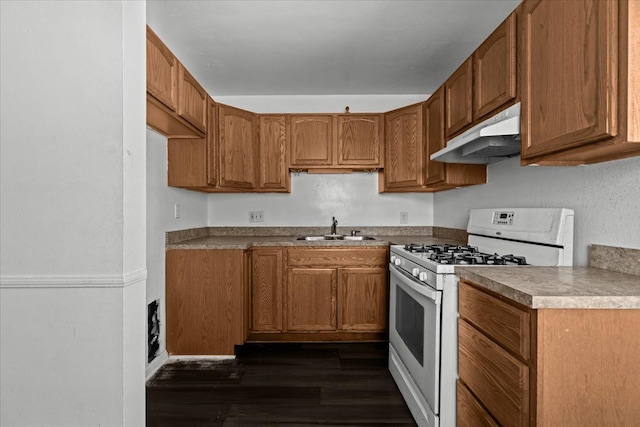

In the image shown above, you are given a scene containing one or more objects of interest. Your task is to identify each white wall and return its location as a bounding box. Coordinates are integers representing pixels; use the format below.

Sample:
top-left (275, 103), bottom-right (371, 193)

top-left (209, 173), bottom-right (433, 226)
top-left (0, 2), bottom-right (146, 426)
top-left (146, 128), bottom-right (208, 372)
top-left (208, 95), bottom-right (434, 226)
top-left (434, 155), bottom-right (640, 266)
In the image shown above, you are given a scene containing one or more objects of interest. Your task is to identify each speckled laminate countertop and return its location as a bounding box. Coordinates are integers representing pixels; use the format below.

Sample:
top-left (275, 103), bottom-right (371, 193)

top-left (455, 266), bottom-right (640, 309)
top-left (166, 234), bottom-right (463, 250)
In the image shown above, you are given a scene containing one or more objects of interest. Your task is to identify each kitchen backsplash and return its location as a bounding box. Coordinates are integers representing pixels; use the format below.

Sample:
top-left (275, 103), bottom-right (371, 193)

top-left (167, 226), bottom-right (443, 244)
top-left (589, 245), bottom-right (640, 276)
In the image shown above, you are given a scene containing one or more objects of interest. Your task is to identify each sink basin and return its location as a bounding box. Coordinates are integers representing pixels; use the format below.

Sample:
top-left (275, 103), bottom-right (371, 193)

top-left (296, 235), bottom-right (376, 241)
top-left (297, 235), bottom-right (344, 240)
top-left (342, 236), bottom-right (376, 241)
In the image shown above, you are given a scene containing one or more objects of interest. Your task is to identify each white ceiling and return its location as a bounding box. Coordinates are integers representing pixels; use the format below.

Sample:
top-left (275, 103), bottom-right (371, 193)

top-left (146, 0), bottom-right (520, 96)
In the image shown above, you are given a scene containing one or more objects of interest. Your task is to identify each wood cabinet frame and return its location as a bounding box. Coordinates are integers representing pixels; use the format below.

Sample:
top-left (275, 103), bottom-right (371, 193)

top-left (458, 278), bottom-right (640, 426)
top-left (289, 113), bottom-right (384, 170)
top-left (520, 0), bottom-right (640, 165)
top-left (166, 249), bottom-right (247, 355)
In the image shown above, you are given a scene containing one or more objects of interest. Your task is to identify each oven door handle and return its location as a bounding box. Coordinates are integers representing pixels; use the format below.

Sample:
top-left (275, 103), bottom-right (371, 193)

top-left (390, 264), bottom-right (441, 304)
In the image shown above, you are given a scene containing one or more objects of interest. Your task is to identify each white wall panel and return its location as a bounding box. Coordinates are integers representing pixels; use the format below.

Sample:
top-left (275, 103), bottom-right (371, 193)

top-left (146, 128), bottom-right (208, 372)
top-left (434, 156), bottom-right (640, 266)
top-left (209, 172), bottom-right (433, 226)
top-left (0, 2), bottom-right (146, 425)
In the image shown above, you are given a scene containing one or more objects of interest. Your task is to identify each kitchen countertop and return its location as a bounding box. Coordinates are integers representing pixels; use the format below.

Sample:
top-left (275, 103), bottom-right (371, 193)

top-left (455, 266), bottom-right (640, 309)
top-left (166, 234), bottom-right (463, 250)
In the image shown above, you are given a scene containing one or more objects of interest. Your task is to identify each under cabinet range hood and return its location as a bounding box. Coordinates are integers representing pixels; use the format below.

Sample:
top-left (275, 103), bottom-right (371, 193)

top-left (431, 102), bottom-right (521, 164)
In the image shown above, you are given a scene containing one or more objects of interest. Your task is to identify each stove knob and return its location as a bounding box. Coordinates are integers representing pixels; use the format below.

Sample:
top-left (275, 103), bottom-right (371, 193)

top-left (412, 268), bottom-right (420, 277)
top-left (394, 258), bottom-right (402, 266)
top-left (390, 255), bottom-right (397, 264)
top-left (419, 272), bottom-right (428, 282)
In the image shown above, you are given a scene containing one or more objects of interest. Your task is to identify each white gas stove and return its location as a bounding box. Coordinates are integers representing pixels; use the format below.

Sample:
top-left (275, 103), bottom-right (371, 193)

top-left (388, 208), bottom-right (574, 427)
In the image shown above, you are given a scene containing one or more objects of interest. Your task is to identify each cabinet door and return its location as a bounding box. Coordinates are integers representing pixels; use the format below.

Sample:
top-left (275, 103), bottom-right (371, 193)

top-left (425, 86), bottom-right (447, 185)
top-left (252, 249), bottom-right (284, 332)
top-left (146, 26), bottom-right (177, 111)
top-left (457, 380), bottom-right (500, 427)
top-left (473, 12), bottom-right (516, 120)
top-left (258, 115), bottom-right (290, 192)
top-left (166, 249), bottom-right (245, 355)
top-left (337, 115), bottom-right (383, 167)
top-left (167, 138), bottom-right (207, 188)
top-left (520, 0), bottom-right (618, 159)
top-left (384, 103), bottom-right (425, 189)
top-left (338, 267), bottom-right (387, 332)
top-left (286, 268), bottom-right (336, 331)
top-left (459, 319), bottom-right (529, 427)
top-left (290, 115), bottom-right (333, 167)
top-left (177, 63), bottom-right (207, 133)
top-left (445, 57), bottom-right (473, 137)
top-left (206, 97), bottom-right (218, 186)
top-left (218, 104), bottom-right (257, 189)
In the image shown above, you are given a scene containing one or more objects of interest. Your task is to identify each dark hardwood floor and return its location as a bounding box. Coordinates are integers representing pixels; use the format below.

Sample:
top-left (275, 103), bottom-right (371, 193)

top-left (146, 342), bottom-right (417, 426)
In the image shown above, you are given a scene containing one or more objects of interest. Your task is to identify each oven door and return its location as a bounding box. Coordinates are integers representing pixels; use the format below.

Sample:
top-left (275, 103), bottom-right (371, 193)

top-left (389, 264), bottom-right (442, 417)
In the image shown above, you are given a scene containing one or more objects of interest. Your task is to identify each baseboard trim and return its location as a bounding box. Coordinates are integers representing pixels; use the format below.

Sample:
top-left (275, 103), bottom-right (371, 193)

top-left (168, 355), bottom-right (236, 361)
top-left (0, 268), bottom-right (147, 289)
top-left (146, 350), bottom-right (169, 381)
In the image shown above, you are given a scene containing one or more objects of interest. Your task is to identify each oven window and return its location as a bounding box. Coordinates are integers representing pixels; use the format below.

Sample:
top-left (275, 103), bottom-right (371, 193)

top-left (396, 287), bottom-right (424, 366)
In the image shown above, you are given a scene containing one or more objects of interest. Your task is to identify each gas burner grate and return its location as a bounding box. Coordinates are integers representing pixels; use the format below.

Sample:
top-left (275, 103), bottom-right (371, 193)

top-left (400, 244), bottom-right (528, 265)
top-left (404, 244), bottom-right (479, 255)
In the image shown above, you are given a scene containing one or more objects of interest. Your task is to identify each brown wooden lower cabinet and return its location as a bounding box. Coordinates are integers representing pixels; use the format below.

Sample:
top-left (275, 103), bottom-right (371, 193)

top-left (338, 267), bottom-right (387, 331)
top-left (251, 248), bottom-right (284, 332)
top-left (286, 268), bottom-right (337, 331)
top-left (457, 380), bottom-right (499, 427)
top-left (458, 279), bottom-right (640, 426)
top-left (166, 249), bottom-right (248, 355)
top-left (250, 247), bottom-right (388, 341)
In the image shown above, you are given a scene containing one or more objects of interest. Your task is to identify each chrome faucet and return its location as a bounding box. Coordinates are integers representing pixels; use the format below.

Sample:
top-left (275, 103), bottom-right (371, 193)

top-left (331, 217), bottom-right (338, 235)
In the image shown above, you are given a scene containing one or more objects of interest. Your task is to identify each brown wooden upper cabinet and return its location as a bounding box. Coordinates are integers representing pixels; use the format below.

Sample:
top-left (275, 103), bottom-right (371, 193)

top-left (290, 115), bottom-right (333, 167)
top-left (218, 104), bottom-right (257, 189)
top-left (337, 115), bottom-right (383, 167)
top-left (146, 26), bottom-right (177, 112)
top-left (445, 12), bottom-right (517, 138)
top-left (382, 103), bottom-right (425, 190)
top-left (474, 12), bottom-right (517, 121)
top-left (258, 115), bottom-right (291, 192)
top-left (177, 63), bottom-right (207, 133)
top-left (290, 114), bottom-right (383, 170)
top-left (445, 57), bottom-right (473, 137)
top-left (146, 26), bottom-right (205, 138)
top-left (425, 86), bottom-right (487, 189)
top-left (520, 0), bottom-right (640, 165)
top-left (168, 100), bottom-right (291, 193)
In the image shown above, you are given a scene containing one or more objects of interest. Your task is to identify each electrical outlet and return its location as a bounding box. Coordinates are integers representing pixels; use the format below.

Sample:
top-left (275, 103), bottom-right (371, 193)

top-left (400, 211), bottom-right (408, 224)
top-left (174, 204), bottom-right (181, 219)
top-left (249, 210), bottom-right (264, 223)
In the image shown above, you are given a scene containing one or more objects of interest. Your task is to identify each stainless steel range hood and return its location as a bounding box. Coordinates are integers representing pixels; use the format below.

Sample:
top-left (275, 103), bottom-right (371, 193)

top-left (431, 102), bottom-right (521, 164)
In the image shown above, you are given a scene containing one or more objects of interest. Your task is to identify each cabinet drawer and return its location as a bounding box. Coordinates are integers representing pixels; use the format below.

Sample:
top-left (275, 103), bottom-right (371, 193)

top-left (457, 380), bottom-right (499, 427)
top-left (459, 319), bottom-right (529, 427)
top-left (459, 279), bottom-right (531, 360)
top-left (287, 248), bottom-right (387, 267)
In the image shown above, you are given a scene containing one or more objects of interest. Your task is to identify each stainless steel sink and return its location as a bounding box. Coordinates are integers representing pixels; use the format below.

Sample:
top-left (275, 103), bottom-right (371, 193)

top-left (341, 236), bottom-right (376, 240)
top-left (296, 235), bottom-right (376, 241)
top-left (297, 235), bottom-right (343, 240)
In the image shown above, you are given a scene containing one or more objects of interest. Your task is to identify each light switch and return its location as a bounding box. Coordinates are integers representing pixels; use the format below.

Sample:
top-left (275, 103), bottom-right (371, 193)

top-left (174, 204), bottom-right (181, 219)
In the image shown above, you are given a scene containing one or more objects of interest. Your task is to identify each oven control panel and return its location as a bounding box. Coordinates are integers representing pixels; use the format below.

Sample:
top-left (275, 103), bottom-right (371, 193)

top-left (492, 211), bottom-right (514, 225)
